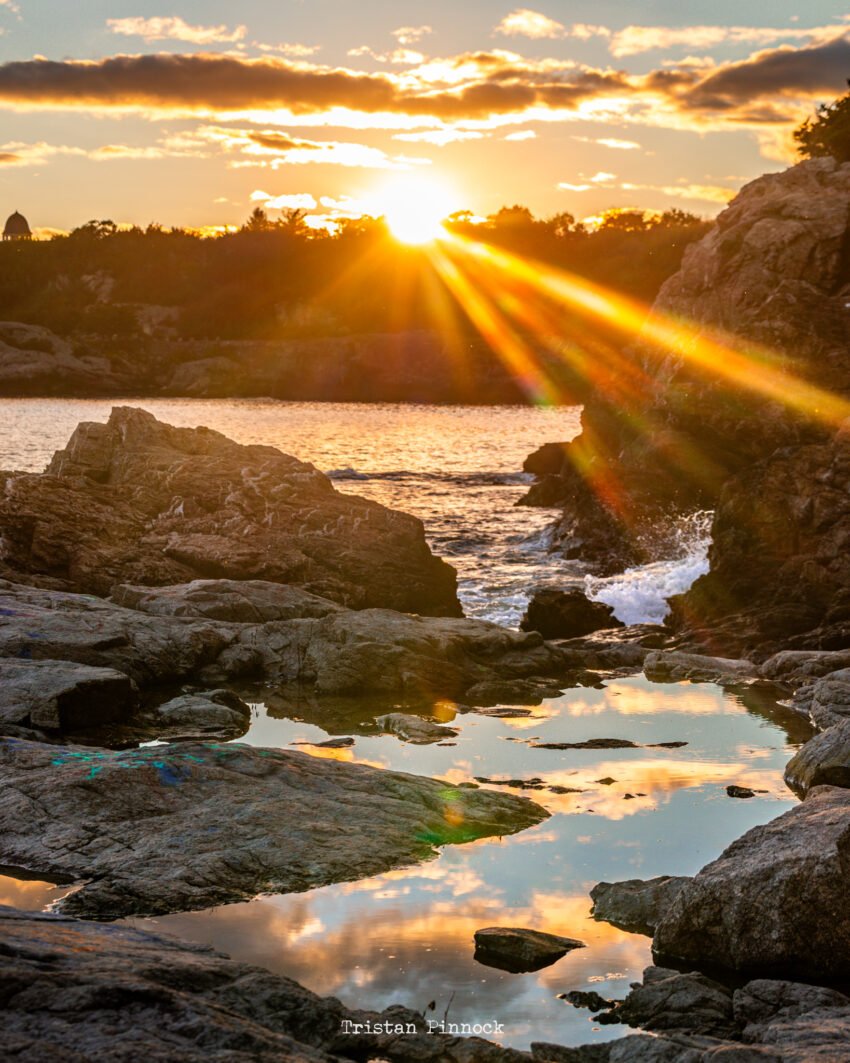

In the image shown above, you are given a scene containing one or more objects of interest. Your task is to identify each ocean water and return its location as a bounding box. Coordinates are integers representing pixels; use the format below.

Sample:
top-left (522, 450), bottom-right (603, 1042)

top-left (0, 397), bottom-right (709, 626)
top-left (0, 398), bottom-right (811, 1051)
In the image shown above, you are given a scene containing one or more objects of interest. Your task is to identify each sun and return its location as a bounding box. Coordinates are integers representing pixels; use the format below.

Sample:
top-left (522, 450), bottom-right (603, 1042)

top-left (374, 174), bottom-right (458, 244)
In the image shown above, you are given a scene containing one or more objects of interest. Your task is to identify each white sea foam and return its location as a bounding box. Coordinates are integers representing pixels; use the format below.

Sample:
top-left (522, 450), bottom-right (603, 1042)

top-left (584, 511), bottom-right (713, 626)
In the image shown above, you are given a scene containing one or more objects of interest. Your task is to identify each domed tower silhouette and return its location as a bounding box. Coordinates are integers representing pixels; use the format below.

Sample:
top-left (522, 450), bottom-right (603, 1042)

top-left (3, 211), bottom-right (32, 241)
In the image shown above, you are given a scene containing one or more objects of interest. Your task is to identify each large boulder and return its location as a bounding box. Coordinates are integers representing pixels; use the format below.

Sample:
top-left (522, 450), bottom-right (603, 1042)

top-left (520, 588), bottom-right (623, 639)
top-left (590, 876), bottom-right (691, 935)
top-left (0, 406), bottom-right (460, 616)
top-left (653, 786), bottom-right (850, 978)
top-left (784, 718), bottom-right (850, 796)
top-left (0, 737), bottom-right (548, 919)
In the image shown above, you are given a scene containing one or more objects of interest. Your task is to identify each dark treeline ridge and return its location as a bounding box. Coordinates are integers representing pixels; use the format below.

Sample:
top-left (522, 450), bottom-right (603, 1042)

top-left (0, 205), bottom-right (709, 342)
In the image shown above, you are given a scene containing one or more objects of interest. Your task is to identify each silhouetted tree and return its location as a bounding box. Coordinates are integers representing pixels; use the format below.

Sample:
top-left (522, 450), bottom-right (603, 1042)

top-left (794, 81), bottom-right (850, 163)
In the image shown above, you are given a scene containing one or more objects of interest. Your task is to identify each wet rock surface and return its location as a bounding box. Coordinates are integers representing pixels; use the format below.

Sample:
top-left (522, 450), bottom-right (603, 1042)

top-left (473, 927), bottom-right (585, 973)
top-left (0, 406), bottom-right (460, 616)
top-left (590, 877), bottom-right (690, 935)
top-left (0, 737), bottom-right (548, 919)
top-left (520, 589), bottom-right (623, 640)
top-left (653, 785), bottom-right (850, 979)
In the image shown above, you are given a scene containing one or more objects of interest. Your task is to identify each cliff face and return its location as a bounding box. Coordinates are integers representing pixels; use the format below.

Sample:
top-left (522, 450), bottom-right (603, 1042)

top-left (522, 158), bottom-right (850, 582)
top-left (521, 158), bottom-right (850, 654)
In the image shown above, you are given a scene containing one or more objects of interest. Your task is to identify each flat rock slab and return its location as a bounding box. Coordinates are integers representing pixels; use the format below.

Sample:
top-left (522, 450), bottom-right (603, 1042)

top-left (653, 785), bottom-right (850, 979)
top-left (0, 738), bottom-right (548, 920)
top-left (590, 876), bottom-right (691, 936)
top-left (0, 906), bottom-right (534, 1063)
top-left (473, 927), bottom-right (584, 973)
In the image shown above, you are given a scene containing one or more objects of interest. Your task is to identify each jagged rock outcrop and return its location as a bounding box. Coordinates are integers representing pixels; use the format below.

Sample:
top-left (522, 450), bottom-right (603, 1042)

top-left (521, 158), bottom-right (850, 583)
top-left (0, 737), bottom-right (547, 919)
top-left (0, 658), bottom-right (139, 732)
top-left (675, 421), bottom-right (850, 657)
top-left (0, 406), bottom-right (460, 616)
top-left (0, 321), bottom-right (133, 395)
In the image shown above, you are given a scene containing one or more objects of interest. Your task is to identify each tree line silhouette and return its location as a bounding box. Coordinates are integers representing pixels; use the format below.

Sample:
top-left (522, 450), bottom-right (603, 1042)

top-left (0, 204), bottom-right (709, 341)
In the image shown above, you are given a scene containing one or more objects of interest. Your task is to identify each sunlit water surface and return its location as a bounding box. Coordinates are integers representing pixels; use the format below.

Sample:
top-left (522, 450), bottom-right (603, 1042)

top-left (0, 398), bottom-right (803, 1051)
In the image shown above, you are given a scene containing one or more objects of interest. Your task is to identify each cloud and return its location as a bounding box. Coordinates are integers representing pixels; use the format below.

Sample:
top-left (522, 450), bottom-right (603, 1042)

top-left (494, 9), bottom-right (567, 39)
top-left (107, 16), bottom-right (247, 45)
top-left (0, 34), bottom-right (844, 160)
top-left (623, 181), bottom-right (738, 204)
top-left (0, 51), bottom-right (631, 122)
top-left (609, 21), bottom-right (850, 57)
top-left (574, 135), bottom-right (641, 149)
top-left (250, 190), bottom-right (318, 209)
top-left (392, 128), bottom-right (485, 145)
top-left (392, 25), bottom-right (432, 46)
top-left (558, 181), bottom-right (591, 191)
top-left (504, 129), bottom-right (536, 140)
top-left (590, 171), bottom-right (616, 182)
top-left (347, 44), bottom-right (425, 66)
top-left (0, 140), bottom-right (84, 165)
top-left (192, 125), bottom-right (431, 170)
top-left (256, 42), bottom-right (321, 58)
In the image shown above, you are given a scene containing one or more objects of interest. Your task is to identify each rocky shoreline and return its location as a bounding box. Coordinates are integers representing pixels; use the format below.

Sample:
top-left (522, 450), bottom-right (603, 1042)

top-left (4, 157), bottom-right (850, 1060)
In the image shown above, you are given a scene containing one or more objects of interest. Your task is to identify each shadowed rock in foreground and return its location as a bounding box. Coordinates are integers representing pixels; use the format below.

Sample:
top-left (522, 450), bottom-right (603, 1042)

top-left (6, 907), bottom-right (850, 1062)
top-left (0, 406), bottom-right (460, 617)
top-left (0, 737), bottom-right (548, 919)
top-left (0, 906), bottom-right (532, 1063)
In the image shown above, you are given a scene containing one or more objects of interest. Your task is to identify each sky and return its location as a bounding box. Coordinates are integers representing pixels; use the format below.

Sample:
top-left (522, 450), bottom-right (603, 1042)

top-left (0, 0), bottom-right (847, 234)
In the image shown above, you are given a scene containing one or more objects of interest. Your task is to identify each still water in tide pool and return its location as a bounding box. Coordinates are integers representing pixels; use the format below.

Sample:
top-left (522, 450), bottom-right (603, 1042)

top-left (0, 677), bottom-right (813, 1050)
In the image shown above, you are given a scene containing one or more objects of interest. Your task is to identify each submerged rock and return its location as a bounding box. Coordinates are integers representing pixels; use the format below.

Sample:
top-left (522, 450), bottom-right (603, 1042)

top-left (653, 785), bottom-right (850, 978)
top-left (0, 737), bottom-right (547, 919)
top-left (0, 658), bottom-right (139, 732)
top-left (590, 876), bottom-right (690, 936)
top-left (473, 927), bottom-right (585, 973)
top-left (374, 713), bottom-right (459, 744)
top-left (520, 589), bottom-right (623, 640)
top-left (0, 406), bottom-right (460, 617)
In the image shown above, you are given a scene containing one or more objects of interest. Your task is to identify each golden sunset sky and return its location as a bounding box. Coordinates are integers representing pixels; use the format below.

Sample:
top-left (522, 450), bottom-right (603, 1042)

top-left (0, 0), bottom-right (847, 234)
